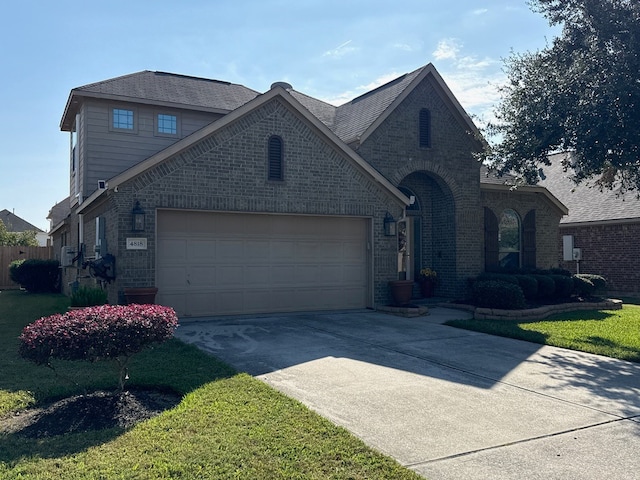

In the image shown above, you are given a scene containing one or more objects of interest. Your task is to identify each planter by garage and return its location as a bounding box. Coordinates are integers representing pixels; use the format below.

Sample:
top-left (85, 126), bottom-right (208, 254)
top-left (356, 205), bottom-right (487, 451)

top-left (388, 280), bottom-right (414, 306)
top-left (124, 287), bottom-right (158, 305)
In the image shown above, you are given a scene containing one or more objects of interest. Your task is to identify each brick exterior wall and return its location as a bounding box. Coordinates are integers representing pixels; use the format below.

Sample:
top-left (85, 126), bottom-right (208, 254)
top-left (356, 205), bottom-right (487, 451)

top-left (482, 189), bottom-right (564, 272)
top-left (559, 222), bottom-right (640, 294)
top-left (356, 75), bottom-right (483, 297)
top-left (101, 97), bottom-right (405, 306)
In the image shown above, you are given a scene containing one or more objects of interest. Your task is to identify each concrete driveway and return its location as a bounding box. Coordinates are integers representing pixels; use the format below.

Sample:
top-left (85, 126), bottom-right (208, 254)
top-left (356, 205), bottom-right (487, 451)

top-left (175, 308), bottom-right (640, 480)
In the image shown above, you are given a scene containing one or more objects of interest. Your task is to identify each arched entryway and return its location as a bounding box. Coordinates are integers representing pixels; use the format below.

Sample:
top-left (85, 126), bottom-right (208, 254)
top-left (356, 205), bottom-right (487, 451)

top-left (398, 172), bottom-right (456, 296)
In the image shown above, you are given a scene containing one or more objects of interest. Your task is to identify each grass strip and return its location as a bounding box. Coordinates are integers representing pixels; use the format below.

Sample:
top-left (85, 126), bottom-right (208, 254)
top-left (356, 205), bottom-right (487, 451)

top-left (446, 304), bottom-right (640, 362)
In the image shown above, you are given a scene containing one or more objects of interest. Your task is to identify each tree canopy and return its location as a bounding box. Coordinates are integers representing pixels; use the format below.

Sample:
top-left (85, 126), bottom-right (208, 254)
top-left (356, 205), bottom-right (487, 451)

top-left (483, 0), bottom-right (640, 192)
top-left (0, 219), bottom-right (39, 246)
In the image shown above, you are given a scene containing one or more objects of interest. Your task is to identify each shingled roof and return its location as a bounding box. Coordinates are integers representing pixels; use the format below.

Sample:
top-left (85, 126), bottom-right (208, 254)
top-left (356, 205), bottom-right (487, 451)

top-left (61, 71), bottom-right (260, 131)
top-left (538, 153), bottom-right (640, 225)
top-left (0, 210), bottom-right (43, 232)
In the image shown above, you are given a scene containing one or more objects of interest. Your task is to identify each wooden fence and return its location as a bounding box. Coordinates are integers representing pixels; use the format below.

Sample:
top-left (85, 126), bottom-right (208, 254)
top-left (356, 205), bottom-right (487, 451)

top-left (0, 246), bottom-right (54, 289)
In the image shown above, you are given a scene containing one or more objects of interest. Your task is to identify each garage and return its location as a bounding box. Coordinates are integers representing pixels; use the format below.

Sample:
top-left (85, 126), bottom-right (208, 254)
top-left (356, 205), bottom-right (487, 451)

top-left (156, 210), bottom-right (371, 317)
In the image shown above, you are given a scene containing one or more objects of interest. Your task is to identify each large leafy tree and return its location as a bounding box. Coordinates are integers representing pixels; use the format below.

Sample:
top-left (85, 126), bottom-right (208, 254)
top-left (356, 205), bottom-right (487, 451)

top-left (484, 0), bottom-right (640, 191)
top-left (0, 219), bottom-right (39, 246)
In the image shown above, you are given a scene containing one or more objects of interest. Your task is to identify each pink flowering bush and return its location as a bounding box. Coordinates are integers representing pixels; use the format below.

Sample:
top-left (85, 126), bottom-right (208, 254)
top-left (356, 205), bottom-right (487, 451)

top-left (19, 304), bottom-right (179, 389)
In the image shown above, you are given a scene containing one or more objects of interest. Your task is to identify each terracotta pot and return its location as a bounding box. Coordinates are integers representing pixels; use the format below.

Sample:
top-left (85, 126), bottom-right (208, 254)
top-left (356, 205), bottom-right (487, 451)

top-left (388, 280), bottom-right (414, 306)
top-left (420, 281), bottom-right (434, 298)
top-left (124, 287), bottom-right (158, 305)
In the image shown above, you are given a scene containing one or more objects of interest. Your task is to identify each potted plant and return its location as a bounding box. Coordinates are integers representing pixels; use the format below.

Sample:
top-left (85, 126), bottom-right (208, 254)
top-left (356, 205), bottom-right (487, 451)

top-left (417, 268), bottom-right (438, 298)
top-left (69, 285), bottom-right (109, 309)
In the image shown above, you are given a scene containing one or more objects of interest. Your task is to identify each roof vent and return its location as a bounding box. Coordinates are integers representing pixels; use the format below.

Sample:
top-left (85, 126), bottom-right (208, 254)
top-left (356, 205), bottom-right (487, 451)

top-left (270, 81), bottom-right (293, 91)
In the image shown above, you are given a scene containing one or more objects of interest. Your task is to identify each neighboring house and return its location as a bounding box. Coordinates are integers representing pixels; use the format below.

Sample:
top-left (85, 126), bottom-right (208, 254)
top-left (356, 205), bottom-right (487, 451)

top-left (0, 209), bottom-right (48, 246)
top-left (538, 153), bottom-right (640, 294)
top-left (50, 64), bottom-right (567, 317)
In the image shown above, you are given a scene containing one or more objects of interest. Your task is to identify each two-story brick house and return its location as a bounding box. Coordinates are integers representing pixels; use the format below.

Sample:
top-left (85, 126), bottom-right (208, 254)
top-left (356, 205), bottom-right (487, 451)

top-left (50, 63), bottom-right (567, 316)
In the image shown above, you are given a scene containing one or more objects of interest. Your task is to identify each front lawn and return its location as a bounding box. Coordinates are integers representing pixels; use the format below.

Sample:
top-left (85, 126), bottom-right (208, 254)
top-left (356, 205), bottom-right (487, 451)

top-left (446, 304), bottom-right (640, 362)
top-left (0, 290), bottom-right (422, 479)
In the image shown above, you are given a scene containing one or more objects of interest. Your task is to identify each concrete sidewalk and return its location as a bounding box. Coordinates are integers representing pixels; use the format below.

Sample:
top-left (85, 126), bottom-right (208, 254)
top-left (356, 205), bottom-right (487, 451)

top-left (175, 308), bottom-right (640, 479)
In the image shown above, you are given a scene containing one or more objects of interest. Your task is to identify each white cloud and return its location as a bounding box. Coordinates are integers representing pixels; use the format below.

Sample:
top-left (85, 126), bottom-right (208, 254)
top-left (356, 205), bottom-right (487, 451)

top-left (433, 38), bottom-right (461, 60)
top-left (323, 40), bottom-right (357, 58)
top-left (392, 42), bottom-right (414, 52)
top-left (472, 8), bottom-right (488, 15)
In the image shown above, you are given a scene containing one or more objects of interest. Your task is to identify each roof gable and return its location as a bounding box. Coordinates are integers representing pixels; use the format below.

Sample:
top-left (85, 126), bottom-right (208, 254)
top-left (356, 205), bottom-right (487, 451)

top-left (0, 210), bottom-right (43, 232)
top-left (78, 86), bottom-right (410, 212)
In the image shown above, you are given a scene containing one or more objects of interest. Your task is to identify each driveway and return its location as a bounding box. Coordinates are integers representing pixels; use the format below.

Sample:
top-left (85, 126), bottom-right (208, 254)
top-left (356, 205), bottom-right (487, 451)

top-left (175, 308), bottom-right (640, 480)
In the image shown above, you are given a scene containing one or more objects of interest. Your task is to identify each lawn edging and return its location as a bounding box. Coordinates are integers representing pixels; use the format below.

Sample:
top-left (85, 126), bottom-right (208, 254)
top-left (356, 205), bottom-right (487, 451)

top-left (446, 298), bottom-right (623, 321)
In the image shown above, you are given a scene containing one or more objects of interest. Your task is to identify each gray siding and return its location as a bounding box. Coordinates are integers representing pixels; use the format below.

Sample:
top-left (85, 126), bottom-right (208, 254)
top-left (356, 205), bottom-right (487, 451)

top-left (79, 99), bottom-right (223, 200)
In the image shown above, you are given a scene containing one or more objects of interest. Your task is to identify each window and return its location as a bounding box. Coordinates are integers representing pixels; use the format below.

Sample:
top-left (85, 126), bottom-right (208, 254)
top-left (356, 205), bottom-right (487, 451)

top-left (419, 108), bottom-right (431, 148)
top-left (268, 135), bottom-right (283, 180)
top-left (112, 108), bottom-right (134, 130)
top-left (498, 209), bottom-right (521, 269)
top-left (157, 114), bottom-right (177, 135)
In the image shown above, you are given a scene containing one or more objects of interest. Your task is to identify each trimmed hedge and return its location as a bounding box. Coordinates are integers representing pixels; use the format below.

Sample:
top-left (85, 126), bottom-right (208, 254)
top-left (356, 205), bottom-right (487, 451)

top-left (575, 274), bottom-right (606, 294)
top-left (472, 280), bottom-right (526, 310)
top-left (532, 274), bottom-right (556, 298)
top-left (9, 259), bottom-right (60, 293)
top-left (477, 273), bottom-right (520, 285)
top-left (550, 274), bottom-right (574, 298)
top-left (19, 304), bottom-right (179, 388)
top-left (514, 274), bottom-right (538, 300)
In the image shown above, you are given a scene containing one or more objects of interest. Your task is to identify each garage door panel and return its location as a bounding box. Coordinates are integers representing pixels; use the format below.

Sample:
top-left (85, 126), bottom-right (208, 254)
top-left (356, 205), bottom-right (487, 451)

top-left (157, 266), bottom-right (187, 288)
top-left (157, 211), bottom-right (369, 316)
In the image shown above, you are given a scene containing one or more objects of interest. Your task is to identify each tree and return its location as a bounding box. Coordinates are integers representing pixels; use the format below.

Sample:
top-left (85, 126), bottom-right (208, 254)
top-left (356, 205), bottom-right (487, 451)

top-left (483, 0), bottom-right (640, 192)
top-left (0, 219), bottom-right (39, 246)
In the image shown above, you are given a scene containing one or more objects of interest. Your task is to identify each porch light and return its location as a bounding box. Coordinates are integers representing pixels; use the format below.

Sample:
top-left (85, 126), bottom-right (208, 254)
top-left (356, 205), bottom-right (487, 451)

top-left (131, 201), bottom-right (146, 232)
top-left (383, 212), bottom-right (397, 236)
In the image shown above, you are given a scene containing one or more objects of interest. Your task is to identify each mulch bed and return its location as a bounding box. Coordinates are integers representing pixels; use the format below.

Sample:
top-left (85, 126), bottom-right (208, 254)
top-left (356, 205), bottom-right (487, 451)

top-left (0, 387), bottom-right (182, 438)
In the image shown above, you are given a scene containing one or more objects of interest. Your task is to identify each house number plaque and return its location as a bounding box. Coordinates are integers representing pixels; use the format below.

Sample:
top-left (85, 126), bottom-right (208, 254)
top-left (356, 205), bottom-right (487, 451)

top-left (126, 238), bottom-right (148, 250)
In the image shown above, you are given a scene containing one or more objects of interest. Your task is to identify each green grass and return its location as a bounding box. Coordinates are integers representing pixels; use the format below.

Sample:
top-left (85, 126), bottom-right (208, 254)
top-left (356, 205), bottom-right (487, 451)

top-left (0, 290), bottom-right (422, 479)
top-left (446, 304), bottom-right (640, 362)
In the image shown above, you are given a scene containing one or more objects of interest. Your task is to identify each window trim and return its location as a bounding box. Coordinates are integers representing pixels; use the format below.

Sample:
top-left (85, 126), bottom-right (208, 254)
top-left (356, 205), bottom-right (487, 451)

top-left (498, 209), bottom-right (521, 269)
top-left (267, 135), bottom-right (284, 181)
top-left (109, 106), bottom-right (138, 134)
top-left (154, 112), bottom-right (180, 138)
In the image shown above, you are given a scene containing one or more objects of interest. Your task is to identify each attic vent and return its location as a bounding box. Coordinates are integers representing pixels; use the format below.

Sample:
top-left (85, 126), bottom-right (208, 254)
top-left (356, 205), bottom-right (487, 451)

top-left (268, 135), bottom-right (284, 181)
top-left (270, 81), bottom-right (293, 91)
top-left (419, 108), bottom-right (431, 148)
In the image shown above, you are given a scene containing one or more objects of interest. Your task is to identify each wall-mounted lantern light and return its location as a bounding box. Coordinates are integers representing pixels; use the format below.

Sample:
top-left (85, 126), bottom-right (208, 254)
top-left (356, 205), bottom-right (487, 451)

top-left (131, 200), bottom-right (146, 232)
top-left (383, 212), bottom-right (397, 236)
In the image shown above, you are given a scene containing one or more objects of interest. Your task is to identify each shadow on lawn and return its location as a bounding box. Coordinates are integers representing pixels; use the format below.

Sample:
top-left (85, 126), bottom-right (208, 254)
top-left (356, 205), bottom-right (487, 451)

top-left (0, 337), bottom-right (236, 465)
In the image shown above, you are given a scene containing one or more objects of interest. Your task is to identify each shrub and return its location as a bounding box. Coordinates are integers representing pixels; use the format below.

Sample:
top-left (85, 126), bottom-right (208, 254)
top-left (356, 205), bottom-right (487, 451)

top-left (514, 274), bottom-right (538, 300)
top-left (19, 304), bottom-right (179, 389)
top-left (549, 274), bottom-right (574, 299)
top-left (573, 275), bottom-right (595, 297)
top-left (9, 259), bottom-right (60, 293)
top-left (576, 274), bottom-right (606, 294)
top-left (70, 285), bottom-right (109, 307)
top-left (477, 273), bottom-right (519, 285)
top-left (532, 274), bottom-right (555, 298)
top-left (472, 280), bottom-right (526, 310)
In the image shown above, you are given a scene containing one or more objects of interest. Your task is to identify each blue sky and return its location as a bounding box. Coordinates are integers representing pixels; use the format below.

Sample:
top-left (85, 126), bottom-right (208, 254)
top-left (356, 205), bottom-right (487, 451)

top-left (0, 1), bottom-right (558, 231)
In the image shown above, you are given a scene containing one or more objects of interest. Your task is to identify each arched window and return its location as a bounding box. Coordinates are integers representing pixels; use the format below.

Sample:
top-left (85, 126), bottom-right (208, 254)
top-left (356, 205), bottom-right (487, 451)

top-left (267, 135), bottom-right (283, 180)
top-left (419, 108), bottom-right (431, 148)
top-left (499, 209), bottom-right (521, 269)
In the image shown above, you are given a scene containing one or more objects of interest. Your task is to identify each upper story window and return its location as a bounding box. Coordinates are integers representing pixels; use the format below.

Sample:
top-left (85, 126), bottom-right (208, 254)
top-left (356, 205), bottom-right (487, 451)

top-left (419, 108), bottom-right (431, 148)
top-left (268, 135), bottom-right (284, 181)
top-left (157, 114), bottom-right (178, 135)
top-left (112, 108), bottom-right (134, 130)
top-left (498, 209), bottom-right (521, 269)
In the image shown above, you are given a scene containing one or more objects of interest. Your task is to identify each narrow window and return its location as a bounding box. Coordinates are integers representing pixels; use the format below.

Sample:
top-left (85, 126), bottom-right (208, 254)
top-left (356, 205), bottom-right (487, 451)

top-left (112, 108), bottom-right (134, 130)
top-left (268, 135), bottom-right (283, 180)
top-left (157, 114), bottom-right (177, 135)
top-left (498, 209), bottom-right (521, 269)
top-left (419, 108), bottom-right (431, 148)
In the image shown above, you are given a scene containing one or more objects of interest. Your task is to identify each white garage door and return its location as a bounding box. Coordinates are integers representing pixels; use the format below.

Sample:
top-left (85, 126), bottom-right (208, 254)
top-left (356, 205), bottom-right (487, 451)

top-left (156, 210), bottom-right (370, 317)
